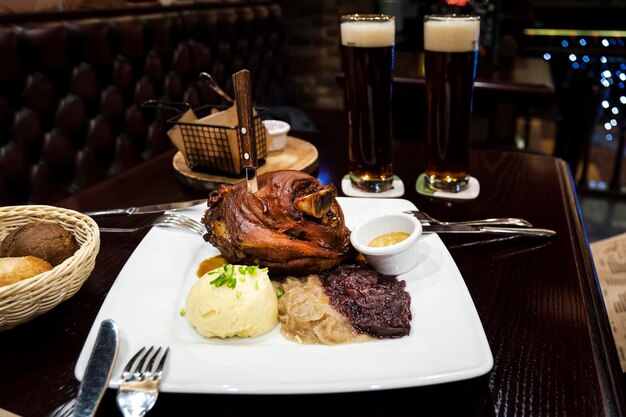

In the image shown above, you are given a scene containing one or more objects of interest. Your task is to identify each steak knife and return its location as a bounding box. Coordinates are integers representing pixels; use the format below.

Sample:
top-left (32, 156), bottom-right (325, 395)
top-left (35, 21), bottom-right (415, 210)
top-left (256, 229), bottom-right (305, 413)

top-left (83, 199), bottom-right (207, 217)
top-left (422, 224), bottom-right (556, 237)
top-left (74, 319), bottom-right (119, 417)
top-left (232, 69), bottom-right (259, 194)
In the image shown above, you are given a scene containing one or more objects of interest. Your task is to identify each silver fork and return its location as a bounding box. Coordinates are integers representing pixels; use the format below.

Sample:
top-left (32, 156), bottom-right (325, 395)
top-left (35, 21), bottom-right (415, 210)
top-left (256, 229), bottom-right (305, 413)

top-left (404, 209), bottom-right (534, 228)
top-left (116, 346), bottom-right (169, 417)
top-left (99, 213), bottom-right (206, 237)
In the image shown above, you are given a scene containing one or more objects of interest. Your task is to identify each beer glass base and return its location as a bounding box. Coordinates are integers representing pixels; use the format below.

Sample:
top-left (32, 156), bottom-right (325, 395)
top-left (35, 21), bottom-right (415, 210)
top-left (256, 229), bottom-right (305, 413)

top-left (424, 174), bottom-right (470, 193)
top-left (350, 173), bottom-right (394, 193)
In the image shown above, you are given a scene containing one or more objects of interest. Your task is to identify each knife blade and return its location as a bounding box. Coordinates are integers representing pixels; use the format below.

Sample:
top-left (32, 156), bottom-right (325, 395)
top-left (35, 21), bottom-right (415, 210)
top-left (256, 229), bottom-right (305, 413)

top-left (422, 224), bottom-right (556, 237)
top-left (232, 69), bottom-right (258, 193)
top-left (83, 199), bottom-right (207, 218)
top-left (74, 319), bottom-right (119, 417)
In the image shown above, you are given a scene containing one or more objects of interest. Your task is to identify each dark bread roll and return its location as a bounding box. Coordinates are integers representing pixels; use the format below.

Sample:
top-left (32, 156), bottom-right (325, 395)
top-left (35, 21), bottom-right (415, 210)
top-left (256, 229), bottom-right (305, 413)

top-left (0, 221), bottom-right (79, 266)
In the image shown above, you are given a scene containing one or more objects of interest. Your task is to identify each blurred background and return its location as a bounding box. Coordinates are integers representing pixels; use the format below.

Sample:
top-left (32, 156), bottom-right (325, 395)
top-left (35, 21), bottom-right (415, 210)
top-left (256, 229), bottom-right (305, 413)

top-left (277, 0), bottom-right (626, 242)
top-left (280, 0), bottom-right (625, 188)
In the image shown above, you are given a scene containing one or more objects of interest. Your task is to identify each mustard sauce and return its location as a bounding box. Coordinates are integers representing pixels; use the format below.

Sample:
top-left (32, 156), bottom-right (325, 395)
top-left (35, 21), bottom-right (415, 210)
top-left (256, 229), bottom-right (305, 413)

top-left (196, 255), bottom-right (228, 277)
top-left (368, 232), bottom-right (410, 248)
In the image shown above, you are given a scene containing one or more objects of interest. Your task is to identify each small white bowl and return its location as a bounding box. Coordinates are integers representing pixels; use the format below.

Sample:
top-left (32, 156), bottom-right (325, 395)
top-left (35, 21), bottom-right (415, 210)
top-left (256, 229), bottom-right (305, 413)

top-left (263, 120), bottom-right (290, 152)
top-left (350, 213), bottom-right (422, 275)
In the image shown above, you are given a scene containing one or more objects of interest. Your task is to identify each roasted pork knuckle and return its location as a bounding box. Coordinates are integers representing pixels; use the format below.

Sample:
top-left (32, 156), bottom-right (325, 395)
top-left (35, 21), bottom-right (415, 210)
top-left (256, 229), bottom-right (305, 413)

top-left (201, 170), bottom-right (353, 276)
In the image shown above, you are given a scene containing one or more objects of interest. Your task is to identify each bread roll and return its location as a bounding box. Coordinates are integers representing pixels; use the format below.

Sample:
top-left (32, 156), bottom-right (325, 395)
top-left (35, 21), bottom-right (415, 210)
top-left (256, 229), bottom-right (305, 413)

top-left (0, 221), bottom-right (78, 266)
top-left (0, 256), bottom-right (53, 287)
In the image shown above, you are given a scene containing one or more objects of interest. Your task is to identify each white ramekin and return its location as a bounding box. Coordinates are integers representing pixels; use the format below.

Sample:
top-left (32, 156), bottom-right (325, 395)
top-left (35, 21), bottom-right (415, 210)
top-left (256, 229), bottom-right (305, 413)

top-left (263, 120), bottom-right (291, 152)
top-left (350, 213), bottom-right (422, 275)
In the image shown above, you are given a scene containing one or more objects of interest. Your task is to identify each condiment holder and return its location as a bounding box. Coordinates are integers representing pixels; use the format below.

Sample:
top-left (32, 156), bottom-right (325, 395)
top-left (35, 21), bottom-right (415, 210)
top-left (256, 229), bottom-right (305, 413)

top-left (350, 213), bottom-right (422, 275)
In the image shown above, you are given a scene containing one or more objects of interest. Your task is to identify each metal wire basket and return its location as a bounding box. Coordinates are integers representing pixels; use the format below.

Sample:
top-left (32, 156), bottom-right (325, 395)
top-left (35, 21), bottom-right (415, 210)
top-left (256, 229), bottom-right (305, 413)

top-left (145, 100), bottom-right (267, 177)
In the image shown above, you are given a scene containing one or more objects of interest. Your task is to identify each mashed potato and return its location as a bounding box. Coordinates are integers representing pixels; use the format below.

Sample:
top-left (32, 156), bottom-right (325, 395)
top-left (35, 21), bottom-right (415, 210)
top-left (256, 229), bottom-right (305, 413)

top-left (185, 264), bottom-right (278, 338)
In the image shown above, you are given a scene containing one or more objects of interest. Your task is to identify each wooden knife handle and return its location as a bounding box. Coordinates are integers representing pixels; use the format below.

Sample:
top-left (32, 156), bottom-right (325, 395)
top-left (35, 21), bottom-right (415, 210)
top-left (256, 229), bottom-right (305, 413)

top-left (232, 69), bottom-right (257, 169)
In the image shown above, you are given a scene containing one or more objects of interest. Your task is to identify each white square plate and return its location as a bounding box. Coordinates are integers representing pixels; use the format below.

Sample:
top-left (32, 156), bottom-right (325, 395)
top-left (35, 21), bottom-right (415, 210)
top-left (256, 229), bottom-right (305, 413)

top-left (76, 197), bottom-right (493, 394)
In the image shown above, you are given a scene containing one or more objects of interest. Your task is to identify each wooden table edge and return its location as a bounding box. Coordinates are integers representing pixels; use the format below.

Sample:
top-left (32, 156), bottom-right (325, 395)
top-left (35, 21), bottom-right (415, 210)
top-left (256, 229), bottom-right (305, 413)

top-left (557, 157), bottom-right (626, 416)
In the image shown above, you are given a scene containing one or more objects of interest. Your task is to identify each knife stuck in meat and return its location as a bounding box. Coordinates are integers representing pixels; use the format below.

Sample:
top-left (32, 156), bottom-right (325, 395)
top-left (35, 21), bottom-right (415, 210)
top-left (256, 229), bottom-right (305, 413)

top-left (232, 69), bottom-right (258, 194)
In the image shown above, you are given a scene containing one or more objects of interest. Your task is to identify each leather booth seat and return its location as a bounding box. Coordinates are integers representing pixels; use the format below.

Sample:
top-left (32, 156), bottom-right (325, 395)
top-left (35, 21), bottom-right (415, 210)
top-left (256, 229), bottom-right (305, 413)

top-left (0, 2), bottom-right (292, 204)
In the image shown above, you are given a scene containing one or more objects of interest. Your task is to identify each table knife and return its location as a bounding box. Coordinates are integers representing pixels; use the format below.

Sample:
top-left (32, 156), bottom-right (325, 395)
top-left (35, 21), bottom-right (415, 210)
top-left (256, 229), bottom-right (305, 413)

top-left (83, 199), bottom-right (207, 217)
top-left (73, 319), bottom-right (119, 417)
top-left (232, 69), bottom-right (259, 193)
top-left (422, 224), bottom-right (556, 237)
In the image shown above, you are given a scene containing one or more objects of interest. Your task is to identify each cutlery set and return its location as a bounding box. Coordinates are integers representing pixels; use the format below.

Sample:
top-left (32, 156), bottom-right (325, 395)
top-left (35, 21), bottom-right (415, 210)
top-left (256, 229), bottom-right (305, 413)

top-left (98, 212), bottom-right (206, 237)
top-left (405, 210), bottom-right (555, 237)
top-left (86, 199), bottom-right (556, 238)
top-left (73, 320), bottom-right (169, 417)
top-left (83, 199), bottom-right (206, 218)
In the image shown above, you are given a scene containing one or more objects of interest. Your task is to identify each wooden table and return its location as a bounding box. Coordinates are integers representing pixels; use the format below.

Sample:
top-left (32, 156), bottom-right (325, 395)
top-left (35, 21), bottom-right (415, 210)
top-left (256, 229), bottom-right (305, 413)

top-left (0, 109), bottom-right (623, 417)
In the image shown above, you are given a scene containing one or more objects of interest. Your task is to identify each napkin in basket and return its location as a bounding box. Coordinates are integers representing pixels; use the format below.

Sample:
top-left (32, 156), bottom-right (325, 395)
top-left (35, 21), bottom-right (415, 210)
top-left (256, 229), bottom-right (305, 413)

top-left (166, 104), bottom-right (270, 174)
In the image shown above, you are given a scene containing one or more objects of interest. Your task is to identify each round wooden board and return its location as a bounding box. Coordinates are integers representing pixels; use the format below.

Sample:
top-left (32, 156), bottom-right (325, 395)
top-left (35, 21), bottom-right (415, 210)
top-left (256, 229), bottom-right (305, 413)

top-left (173, 136), bottom-right (319, 190)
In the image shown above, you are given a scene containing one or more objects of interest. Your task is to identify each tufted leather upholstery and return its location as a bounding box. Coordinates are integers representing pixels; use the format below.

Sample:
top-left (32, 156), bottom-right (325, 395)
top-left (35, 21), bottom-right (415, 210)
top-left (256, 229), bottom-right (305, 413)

top-left (0, 2), bottom-right (292, 204)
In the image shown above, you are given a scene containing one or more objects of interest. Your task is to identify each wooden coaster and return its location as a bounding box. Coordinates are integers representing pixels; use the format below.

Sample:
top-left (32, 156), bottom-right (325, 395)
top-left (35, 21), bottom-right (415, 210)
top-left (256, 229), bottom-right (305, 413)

top-left (172, 136), bottom-right (319, 190)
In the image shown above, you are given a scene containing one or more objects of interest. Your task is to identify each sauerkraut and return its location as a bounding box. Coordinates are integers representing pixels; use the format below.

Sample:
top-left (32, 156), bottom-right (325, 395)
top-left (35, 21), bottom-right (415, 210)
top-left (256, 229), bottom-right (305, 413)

top-left (277, 275), bottom-right (373, 345)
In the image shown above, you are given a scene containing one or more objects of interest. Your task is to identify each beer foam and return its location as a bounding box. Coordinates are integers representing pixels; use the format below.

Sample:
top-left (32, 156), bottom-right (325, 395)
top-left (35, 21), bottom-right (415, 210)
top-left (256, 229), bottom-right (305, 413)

top-left (341, 21), bottom-right (395, 47)
top-left (424, 18), bottom-right (480, 52)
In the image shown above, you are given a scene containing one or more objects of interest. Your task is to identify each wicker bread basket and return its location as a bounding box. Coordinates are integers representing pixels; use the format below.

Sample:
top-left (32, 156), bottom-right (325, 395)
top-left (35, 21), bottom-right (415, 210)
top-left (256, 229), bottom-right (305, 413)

top-left (0, 205), bottom-right (100, 331)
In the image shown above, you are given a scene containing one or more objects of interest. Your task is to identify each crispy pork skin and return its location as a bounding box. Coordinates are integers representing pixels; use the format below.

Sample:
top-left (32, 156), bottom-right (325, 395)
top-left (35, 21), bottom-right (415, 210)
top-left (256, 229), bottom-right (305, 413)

top-left (201, 170), bottom-right (352, 276)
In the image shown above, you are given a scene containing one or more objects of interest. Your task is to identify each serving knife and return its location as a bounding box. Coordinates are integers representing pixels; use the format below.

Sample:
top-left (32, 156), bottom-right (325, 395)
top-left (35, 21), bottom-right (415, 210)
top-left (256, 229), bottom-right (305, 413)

top-left (83, 199), bottom-right (207, 218)
top-left (422, 224), bottom-right (556, 237)
top-left (232, 69), bottom-right (259, 193)
top-left (74, 319), bottom-right (119, 417)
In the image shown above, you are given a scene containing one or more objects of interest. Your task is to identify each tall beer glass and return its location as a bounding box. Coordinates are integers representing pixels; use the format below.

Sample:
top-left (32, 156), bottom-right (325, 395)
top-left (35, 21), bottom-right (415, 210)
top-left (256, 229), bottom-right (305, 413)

top-left (341, 15), bottom-right (395, 192)
top-left (423, 15), bottom-right (479, 192)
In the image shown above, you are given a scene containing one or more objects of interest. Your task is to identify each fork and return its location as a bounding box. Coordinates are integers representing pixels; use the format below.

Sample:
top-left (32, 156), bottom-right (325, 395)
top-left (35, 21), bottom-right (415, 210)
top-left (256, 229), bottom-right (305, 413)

top-left (116, 346), bottom-right (169, 417)
top-left (99, 213), bottom-right (206, 237)
top-left (404, 209), bottom-right (534, 228)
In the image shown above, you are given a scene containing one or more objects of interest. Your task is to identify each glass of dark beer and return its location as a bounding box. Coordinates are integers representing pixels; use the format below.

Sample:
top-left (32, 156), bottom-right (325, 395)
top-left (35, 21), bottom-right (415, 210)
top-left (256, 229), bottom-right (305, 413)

top-left (423, 15), bottom-right (480, 193)
top-left (340, 14), bottom-right (395, 193)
